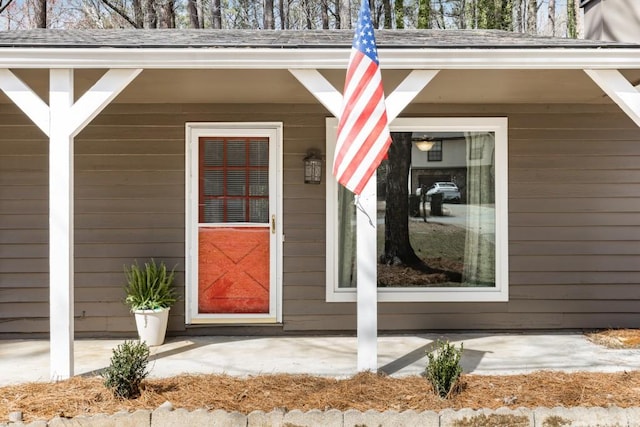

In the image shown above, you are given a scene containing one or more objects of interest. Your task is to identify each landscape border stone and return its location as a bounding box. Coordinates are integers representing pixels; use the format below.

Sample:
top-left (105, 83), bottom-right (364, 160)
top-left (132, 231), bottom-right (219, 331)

top-left (3, 406), bottom-right (640, 427)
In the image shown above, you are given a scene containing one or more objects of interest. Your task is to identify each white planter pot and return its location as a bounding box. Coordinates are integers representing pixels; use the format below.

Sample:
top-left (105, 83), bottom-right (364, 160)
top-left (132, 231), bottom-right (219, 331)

top-left (134, 307), bottom-right (170, 346)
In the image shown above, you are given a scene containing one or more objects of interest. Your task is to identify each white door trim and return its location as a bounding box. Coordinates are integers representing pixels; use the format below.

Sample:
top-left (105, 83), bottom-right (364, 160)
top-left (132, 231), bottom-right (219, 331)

top-left (185, 122), bottom-right (283, 324)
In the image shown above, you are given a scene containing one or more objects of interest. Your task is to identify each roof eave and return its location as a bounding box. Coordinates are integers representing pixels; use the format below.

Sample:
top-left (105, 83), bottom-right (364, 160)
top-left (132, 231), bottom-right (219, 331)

top-left (1, 47), bottom-right (640, 69)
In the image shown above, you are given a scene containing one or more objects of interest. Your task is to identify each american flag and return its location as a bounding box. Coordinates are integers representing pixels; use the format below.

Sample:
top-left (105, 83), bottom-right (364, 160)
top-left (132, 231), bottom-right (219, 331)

top-left (333, 0), bottom-right (392, 195)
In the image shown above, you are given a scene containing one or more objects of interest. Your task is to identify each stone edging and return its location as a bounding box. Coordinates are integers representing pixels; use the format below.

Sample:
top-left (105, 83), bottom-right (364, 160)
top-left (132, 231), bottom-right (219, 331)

top-left (4, 406), bottom-right (640, 426)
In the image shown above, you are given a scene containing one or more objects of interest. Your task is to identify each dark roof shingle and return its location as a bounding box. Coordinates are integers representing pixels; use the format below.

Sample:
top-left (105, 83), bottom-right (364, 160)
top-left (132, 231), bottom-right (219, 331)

top-left (0, 29), bottom-right (635, 49)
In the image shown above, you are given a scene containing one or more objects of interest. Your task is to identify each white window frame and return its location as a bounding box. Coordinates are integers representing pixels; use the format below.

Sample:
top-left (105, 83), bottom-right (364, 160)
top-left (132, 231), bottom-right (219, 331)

top-left (185, 122), bottom-right (283, 324)
top-left (326, 117), bottom-right (509, 303)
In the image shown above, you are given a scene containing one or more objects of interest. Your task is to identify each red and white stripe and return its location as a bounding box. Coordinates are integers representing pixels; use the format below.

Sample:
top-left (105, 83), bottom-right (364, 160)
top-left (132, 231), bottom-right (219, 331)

top-left (333, 49), bottom-right (392, 195)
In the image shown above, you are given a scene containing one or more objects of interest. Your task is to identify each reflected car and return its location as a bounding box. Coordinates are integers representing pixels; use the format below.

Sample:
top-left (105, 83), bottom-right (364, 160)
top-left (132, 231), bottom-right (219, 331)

top-left (425, 182), bottom-right (461, 203)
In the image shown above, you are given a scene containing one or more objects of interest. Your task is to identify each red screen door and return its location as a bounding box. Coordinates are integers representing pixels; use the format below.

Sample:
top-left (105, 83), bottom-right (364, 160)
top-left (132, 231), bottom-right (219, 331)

top-left (197, 136), bottom-right (272, 315)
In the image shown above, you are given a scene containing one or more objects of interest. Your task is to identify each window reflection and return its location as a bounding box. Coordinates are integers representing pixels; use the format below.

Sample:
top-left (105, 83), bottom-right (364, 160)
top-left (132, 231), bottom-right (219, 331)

top-left (338, 131), bottom-right (496, 288)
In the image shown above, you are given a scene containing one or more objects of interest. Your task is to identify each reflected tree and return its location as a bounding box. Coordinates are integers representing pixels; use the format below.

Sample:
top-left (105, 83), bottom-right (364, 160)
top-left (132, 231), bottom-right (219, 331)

top-left (381, 132), bottom-right (422, 268)
top-left (381, 132), bottom-right (461, 282)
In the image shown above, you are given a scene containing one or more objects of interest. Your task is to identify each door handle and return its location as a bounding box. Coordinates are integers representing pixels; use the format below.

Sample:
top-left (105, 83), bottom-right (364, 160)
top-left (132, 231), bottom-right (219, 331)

top-left (271, 215), bottom-right (276, 234)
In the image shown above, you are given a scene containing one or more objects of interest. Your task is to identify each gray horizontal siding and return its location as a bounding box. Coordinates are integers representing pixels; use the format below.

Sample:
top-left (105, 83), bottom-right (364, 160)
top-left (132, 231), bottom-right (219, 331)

top-left (287, 103), bottom-right (640, 332)
top-left (1, 102), bottom-right (640, 336)
top-left (0, 102), bottom-right (327, 335)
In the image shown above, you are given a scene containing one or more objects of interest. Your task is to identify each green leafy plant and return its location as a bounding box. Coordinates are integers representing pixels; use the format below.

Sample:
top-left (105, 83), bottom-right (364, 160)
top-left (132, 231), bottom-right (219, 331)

top-left (425, 339), bottom-right (464, 398)
top-left (124, 259), bottom-right (177, 311)
top-left (102, 340), bottom-right (150, 399)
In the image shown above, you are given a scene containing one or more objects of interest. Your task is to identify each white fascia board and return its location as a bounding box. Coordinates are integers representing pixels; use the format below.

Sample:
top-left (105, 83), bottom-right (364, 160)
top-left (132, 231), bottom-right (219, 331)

top-left (1, 48), bottom-right (640, 69)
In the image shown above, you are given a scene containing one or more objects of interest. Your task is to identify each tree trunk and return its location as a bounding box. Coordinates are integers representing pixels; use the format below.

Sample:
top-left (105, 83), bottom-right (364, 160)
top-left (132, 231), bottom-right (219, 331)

top-left (339, 0), bottom-right (350, 29)
top-left (526, 0), bottom-right (537, 34)
top-left (283, 0), bottom-right (291, 29)
top-left (382, 133), bottom-right (422, 267)
top-left (382, 0), bottom-right (391, 28)
top-left (196, 0), bottom-right (203, 28)
top-left (436, 0), bottom-right (445, 28)
top-left (513, 0), bottom-right (521, 32)
top-left (144, 0), bottom-right (157, 28)
top-left (264, 0), bottom-right (274, 29)
top-left (477, 0), bottom-right (495, 29)
top-left (279, 0), bottom-right (287, 28)
top-left (394, 0), bottom-right (403, 29)
top-left (548, 0), bottom-right (555, 36)
top-left (34, 0), bottom-right (46, 28)
top-left (574, 0), bottom-right (583, 38)
top-left (132, 0), bottom-right (143, 28)
top-left (160, 0), bottom-right (175, 28)
top-left (303, 0), bottom-right (312, 29)
top-left (417, 0), bottom-right (430, 29)
top-left (321, 0), bottom-right (329, 29)
top-left (382, 133), bottom-right (463, 282)
top-left (458, 0), bottom-right (466, 29)
top-left (211, 0), bottom-right (221, 29)
top-left (500, 0), bottom-right (512, 31)
top-left (188, 0), bottom-right (200, 28)
top-left (371, 0), bottom-right (382, 28)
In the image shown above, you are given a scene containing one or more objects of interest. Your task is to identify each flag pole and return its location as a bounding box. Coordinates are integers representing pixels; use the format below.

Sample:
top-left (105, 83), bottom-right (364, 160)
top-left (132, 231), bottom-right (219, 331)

top-left (332, 0), bottom-right (389, 372)
top-left (356, 177), bottom-right (378, 372)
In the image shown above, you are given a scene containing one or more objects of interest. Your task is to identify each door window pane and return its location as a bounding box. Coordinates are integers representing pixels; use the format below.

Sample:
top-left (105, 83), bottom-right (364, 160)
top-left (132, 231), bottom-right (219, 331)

top-left (199, 137), bottom-right (269, 223)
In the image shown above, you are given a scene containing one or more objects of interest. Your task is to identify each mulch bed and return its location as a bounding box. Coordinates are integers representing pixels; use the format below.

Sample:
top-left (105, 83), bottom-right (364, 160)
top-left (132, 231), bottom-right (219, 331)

top-left (586, 329), bottom-right (640, 349)
top-left (2, 330), bottom-right (639, 423)
top-left (2, 370), bottom-right (640, 423)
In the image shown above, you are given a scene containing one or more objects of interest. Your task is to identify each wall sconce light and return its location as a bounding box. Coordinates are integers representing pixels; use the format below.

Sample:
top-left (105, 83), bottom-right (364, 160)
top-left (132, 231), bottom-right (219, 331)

top-left (415, 140), bottom-right (435, 151)
top-left (304, 149), bottom-right (323, 184)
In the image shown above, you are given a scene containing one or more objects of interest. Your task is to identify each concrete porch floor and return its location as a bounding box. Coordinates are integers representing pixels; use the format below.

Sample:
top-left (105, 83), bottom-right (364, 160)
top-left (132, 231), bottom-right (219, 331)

top-left (1, 332), bottom-right (639, 386)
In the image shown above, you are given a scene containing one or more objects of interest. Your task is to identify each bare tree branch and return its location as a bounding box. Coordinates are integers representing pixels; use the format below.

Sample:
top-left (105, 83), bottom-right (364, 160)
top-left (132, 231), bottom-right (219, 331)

top-left (100, 0), bottom-right (141, 28)
top-left (0, 0), bottom-right (16, 15)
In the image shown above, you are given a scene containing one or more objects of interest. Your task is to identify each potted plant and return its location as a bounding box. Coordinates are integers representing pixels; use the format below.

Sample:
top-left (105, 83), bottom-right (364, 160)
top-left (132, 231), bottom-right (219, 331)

top-left (124, 259), bottom-right (177, 346)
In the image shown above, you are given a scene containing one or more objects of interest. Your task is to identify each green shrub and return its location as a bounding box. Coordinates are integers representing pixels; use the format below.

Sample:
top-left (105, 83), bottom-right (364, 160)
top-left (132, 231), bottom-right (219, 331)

top-left (103, 340), bottom-right (150, 399)
top-left (124, 259), bottom-right (177, 311)
top-left (425, 340), bottom-right (463, 398)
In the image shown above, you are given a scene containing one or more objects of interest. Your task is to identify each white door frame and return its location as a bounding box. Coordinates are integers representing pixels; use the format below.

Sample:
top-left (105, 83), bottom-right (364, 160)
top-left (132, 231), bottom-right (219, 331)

top-left (185, 122), bottom-right (283, 324)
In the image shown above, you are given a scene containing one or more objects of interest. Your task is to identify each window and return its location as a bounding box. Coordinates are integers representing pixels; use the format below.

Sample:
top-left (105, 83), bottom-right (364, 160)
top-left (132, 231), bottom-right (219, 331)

top-left (199, 137), bottom-right (269, 224)
top-left (326, 117), bottom-right (508, 302)
top-left (427, 140), bottom-right (443, 161)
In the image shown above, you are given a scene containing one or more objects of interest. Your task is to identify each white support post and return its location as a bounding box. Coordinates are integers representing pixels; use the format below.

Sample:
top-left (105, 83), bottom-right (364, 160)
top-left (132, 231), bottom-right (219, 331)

top-left (585, 69), bottom-right (640, 128)
top-left (356, 178), bottom-right (378, 371)
top-left (288, 69), bottom-right (343, 118)
top-left (68, 69), bottom-right (142, 137)
top-left (0, 67), bottom-right (141, 380)
top-left (385, 70), bottom-right (439, 121)
top-left (49, 69), bottom-right (75, 381)
top-left (0, 69), bottom-right (50, 136)
top-left (289, 67), bottom-right (440, 373)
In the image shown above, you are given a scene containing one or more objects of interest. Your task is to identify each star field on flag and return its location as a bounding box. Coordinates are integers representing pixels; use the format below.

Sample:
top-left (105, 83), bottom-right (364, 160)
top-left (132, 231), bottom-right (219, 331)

top-left (333, 0), bottom-right (392, 195)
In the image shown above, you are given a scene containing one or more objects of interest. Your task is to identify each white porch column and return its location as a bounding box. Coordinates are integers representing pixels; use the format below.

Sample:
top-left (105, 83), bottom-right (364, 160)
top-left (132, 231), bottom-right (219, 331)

top-left (290, 69), bottom-right (438, 372)
top-left (47, 68), bottom-right (141, 380)
top-left (1, 67), bottom-right (142, 380)
top-left (49, 69), bottom-right (75, 380)
top-left (356, 178), bottom-right (378, 370)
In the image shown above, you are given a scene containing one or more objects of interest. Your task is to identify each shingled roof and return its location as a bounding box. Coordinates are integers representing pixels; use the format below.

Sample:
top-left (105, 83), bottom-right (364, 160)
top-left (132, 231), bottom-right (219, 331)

top-left (0, 28), bottom-right (636, 49)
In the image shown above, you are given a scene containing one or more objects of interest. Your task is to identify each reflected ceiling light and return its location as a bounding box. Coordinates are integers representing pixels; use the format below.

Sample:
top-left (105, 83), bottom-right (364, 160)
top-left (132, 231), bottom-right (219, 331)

top-left (415, 140), bottom-right (435, 151)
